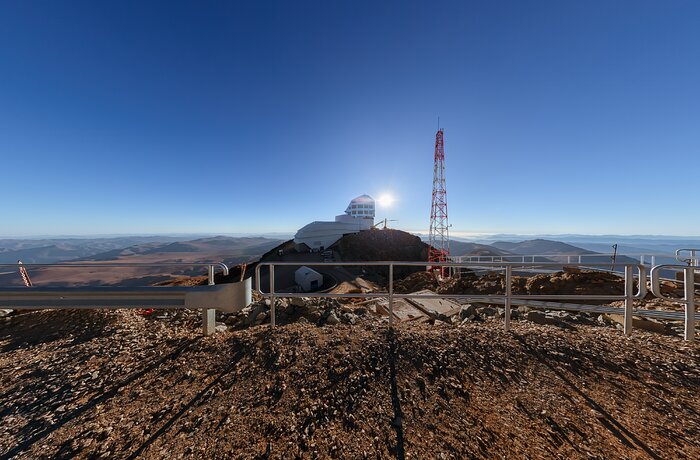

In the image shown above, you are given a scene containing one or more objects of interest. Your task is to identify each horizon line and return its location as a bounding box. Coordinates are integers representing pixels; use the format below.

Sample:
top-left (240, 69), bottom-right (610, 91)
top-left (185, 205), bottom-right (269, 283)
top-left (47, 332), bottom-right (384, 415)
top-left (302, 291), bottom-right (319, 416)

top-left (2, 231), bottom-right (700, 239)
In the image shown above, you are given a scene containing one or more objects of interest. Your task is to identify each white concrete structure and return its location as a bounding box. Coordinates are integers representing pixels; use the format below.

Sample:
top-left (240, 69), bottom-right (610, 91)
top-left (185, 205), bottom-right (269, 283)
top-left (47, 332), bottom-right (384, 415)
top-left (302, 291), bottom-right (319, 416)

top-left (295, 266), bottom-right (323, 292)
top-left (294, 195), bottom-right (375, 250)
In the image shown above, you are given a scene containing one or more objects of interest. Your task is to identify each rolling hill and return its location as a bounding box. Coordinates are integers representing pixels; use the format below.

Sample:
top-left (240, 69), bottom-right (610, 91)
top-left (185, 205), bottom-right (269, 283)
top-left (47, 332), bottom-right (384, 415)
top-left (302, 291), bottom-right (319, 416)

top-left (0, 236), bottom-right (188, 264)
top-left (491, 239), bottom-right (594, 255)
top-left (448, 240), bottom-right (514, 257)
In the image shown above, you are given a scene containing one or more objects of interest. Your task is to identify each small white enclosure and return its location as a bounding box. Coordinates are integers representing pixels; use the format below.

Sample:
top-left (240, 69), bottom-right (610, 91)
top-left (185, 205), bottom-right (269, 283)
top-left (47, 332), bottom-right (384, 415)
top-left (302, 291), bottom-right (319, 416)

top-left (295, 266), bottom-right (323, 292)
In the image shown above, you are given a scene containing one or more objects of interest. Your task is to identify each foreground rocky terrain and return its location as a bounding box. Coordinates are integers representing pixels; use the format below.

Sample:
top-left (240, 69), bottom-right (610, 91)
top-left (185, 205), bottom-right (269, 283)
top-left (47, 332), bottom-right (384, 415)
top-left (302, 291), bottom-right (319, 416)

top-left (1, 306), bottom-right (698, 459)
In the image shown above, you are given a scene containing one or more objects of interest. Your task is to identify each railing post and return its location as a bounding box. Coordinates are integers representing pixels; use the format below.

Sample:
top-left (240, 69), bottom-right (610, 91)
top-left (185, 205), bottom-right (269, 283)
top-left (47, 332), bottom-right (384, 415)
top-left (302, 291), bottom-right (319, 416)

top-left (270, 264), bottom-right (276, 327)
top-left (388, 263), bottom-right (394, 328)
top-left (651, 255), bottom-right (656, 266)
top-left (202, 265), bottom-right (216, 336)
top-left (504, 265), bottom-right (512, 331)
top-left (624, 265), bottom-right (634, 336)
top-left (684, 267), bottom-right (695, 342)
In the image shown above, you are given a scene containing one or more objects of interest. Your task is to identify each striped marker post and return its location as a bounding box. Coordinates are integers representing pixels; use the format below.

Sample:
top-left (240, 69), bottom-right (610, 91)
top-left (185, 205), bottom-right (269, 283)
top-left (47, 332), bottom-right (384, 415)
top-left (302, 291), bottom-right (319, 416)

top-left (18, 260), bottom-right (33, 287)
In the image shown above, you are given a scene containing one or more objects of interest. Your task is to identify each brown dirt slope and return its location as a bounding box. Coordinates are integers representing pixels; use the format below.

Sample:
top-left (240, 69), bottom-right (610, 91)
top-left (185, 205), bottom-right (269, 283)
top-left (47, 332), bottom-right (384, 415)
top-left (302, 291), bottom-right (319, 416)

top-left (1, 310), bottom-right (698, 459)
top-left (394, 269), bottom-right (629, 298)
top-left (333, 229), bottom-right (428, 262)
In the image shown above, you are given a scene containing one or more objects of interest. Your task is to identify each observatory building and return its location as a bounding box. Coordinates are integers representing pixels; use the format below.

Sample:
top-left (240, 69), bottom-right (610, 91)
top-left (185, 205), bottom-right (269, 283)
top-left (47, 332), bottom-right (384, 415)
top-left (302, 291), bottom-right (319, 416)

top-left (294, 195), bottom-right (375, 250)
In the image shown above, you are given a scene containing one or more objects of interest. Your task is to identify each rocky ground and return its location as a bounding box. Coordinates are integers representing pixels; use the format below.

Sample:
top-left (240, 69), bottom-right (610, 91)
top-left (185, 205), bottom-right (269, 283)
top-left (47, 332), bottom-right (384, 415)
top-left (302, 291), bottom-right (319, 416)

top-left (393, 268), bottom-right (632, 297)
top-left (1, 304), bottom-right (699, 459)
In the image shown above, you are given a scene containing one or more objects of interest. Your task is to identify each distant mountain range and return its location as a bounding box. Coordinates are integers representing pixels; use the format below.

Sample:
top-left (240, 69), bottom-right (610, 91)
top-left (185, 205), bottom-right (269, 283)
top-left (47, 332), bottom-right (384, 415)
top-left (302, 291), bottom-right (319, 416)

top-left (490, 239), bottom-right (592, 255)
top-left (445, 241), bottom-right (512, 257)
top-left (418, 236), bottom-right (644, 267)
top-left (0, 236), bottom-right (188, 264)
top-left (2, 232), bottom-right (694, 287)
top-left (0, 236), bottom-right (284, 287)
top-left (6, 232), bottom-right (693, 265)
top-left (78, 236), bottom-right (281, 264)
top-left (467, 234), bottom-right (700, 255)
top-left (417, 236), bottom-right (597, 258)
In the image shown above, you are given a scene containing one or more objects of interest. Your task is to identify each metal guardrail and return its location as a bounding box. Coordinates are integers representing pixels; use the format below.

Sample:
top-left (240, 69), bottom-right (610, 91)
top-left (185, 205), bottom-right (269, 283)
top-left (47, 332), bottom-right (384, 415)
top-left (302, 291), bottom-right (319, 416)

top-left (2, 259), bottom-right (697, 341)
top-left (0, 262), bottom-right (230, 276)
top-left (0, 281), bottom-right (250, 309)
top-left (454, 253), bottom-right (682, 268)
top-left (676, 248), bottom-right (700, 265)
top-left (469, 298), bottom-right (700, 322)
top-left (453, 253), bottom-right (700, 287)
top-left (254, 261), bottom-right (662, 338)
top-left (650, 264), bottom-right (698, 341)
top-left (0, 262), bottom-right (251, 335)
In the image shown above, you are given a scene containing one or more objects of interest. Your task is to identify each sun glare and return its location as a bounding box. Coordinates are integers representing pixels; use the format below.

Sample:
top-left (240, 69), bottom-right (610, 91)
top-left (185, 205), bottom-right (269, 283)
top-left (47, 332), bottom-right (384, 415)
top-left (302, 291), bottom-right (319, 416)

top-left (377, 193), bottom-right (395, 207)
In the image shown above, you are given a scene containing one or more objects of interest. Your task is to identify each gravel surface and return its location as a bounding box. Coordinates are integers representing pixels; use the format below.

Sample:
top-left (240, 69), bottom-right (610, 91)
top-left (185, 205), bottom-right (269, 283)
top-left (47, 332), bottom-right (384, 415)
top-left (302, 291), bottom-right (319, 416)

top-left (1, 309), bottom-right (699, 459)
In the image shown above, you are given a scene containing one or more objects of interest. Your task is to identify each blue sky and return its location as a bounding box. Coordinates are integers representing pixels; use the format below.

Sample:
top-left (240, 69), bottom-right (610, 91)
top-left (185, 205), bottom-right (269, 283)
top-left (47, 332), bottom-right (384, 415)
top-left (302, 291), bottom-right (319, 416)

top-left (1, 0), bottom-right (699, 237)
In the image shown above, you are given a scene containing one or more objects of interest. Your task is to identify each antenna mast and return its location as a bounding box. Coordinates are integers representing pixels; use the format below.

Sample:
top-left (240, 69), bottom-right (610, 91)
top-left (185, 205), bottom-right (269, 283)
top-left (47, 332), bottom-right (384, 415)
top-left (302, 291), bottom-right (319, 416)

top-left (428, 128), bottom-right (450, 273)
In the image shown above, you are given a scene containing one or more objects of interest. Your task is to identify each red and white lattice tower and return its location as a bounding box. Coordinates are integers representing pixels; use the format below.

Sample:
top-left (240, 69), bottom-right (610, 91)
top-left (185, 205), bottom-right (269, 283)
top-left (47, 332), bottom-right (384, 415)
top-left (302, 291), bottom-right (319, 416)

top-left (428, 128), bottom-right (450, 270)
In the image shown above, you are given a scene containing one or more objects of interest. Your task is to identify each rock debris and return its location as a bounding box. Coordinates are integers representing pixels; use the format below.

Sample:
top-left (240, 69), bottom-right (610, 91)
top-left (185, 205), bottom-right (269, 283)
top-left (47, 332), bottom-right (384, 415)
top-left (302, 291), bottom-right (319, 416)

top-left (1, 306), bottom-right (698, 459)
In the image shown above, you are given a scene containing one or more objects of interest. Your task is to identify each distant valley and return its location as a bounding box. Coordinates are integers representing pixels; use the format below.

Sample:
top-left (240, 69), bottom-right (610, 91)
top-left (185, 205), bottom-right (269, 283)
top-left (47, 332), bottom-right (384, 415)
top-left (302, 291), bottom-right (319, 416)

top-left (0, 236), bottom-right (190, 264)
top-left (0, 236), bottom-right (284, 287)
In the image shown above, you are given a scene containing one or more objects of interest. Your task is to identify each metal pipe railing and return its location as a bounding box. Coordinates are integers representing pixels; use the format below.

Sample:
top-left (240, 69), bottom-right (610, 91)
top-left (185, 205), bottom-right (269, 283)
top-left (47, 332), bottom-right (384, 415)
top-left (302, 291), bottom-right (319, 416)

top-left (676, 249), bottom-right (700, 266)
top-left (255, 261), bottom-right (656, 338)
top-left (0, 262), bottom-right (229, 276)
top-left (453, 253), bottom-right (680, 267)
top-left (650, 264), bottom-right (698, 341)
top-left (453, 253), bottom-right (698, 284)
top-left (0, 261), bottom-right (232, 336)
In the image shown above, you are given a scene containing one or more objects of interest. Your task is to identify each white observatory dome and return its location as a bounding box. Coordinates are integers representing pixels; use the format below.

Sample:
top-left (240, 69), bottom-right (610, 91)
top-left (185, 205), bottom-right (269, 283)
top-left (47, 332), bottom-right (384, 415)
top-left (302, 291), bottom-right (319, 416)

top-left (343, 194), bottom-right (375, 219)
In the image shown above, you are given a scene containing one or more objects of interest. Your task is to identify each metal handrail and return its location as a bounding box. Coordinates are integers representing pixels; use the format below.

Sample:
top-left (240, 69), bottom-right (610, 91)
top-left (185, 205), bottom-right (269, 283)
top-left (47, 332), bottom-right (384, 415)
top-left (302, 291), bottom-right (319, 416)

top-left (255, 260), bottom-right (645, 296)
top-left (675, 249), bottom-right (700, 265)
top-left (454, 253), bottom-right (680, 265)
top-left (255, 261), bottom-right (650, 338)
top-left (0, 262), bottom-right (230, 276)
top-left (650, 264), bottom-right (698, 341)
top-left (0, 284), bottom-right (241, 309)
top-left (0, 261), bottom-right (232, 336)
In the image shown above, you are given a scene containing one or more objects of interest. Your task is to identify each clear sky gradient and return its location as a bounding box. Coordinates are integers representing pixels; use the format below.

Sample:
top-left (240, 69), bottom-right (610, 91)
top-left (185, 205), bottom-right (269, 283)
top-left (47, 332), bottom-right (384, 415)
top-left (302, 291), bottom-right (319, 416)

top-left (1, 1), bottom-right (699, 237)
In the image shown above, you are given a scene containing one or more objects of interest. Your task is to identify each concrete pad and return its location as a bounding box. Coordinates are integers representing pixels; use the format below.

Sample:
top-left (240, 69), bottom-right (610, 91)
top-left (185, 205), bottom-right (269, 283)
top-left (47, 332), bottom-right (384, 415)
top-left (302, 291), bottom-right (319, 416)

top-left (405, 290), bottom-right (462, 318)
top-left (604, 314), bottom-right (670, 334)
top-left (376, 298), bottom-right (428, 323)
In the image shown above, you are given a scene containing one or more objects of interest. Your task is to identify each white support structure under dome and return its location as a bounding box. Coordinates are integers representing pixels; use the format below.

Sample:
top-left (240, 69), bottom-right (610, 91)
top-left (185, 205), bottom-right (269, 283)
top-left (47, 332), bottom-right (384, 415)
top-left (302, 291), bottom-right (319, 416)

top-left (294, 195), bottom-right (375, 250)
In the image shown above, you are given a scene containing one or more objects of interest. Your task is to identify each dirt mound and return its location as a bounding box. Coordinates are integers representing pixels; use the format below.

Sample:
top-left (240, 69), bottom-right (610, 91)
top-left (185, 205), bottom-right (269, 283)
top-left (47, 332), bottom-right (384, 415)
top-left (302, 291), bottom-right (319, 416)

top-left (393, 271), bottom-right (439, 293)
top-left (333, 229), bottom-right (429, 280)
top-left (524, 268), bottom-right (625, 296)
top-left (334, 229), bottom-right (428, 262)
top-left (1, 309), bottom-right (698, 459)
